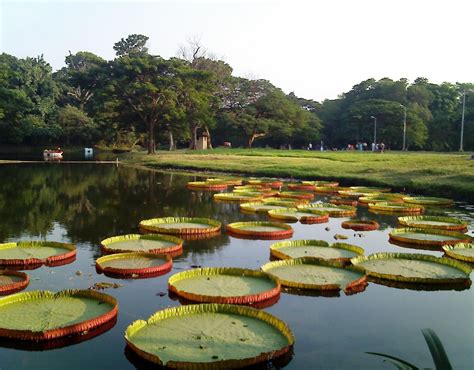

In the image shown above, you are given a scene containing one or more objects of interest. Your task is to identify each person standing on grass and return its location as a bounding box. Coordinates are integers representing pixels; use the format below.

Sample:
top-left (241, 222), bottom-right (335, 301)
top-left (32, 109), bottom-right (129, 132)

top-left (380, 142), bottom-right (385, 153)
top-left (371, 142), bottom-right (376, 152)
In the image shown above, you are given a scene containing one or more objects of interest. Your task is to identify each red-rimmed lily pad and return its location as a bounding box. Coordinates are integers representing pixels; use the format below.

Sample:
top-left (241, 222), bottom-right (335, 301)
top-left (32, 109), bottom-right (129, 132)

top-left (240, 201), bottom-right (304, 213)
top-left (358, 195), bottom-right (405, 205)
top-left (0, 241), bottom-right (76, 269)
top-left (0, 271), bottom-right (29, 295)
top-left (124, 304), bottom-right (294, 368)
top-left (398, 216), bottom-right (468, 231)
top-left (270, 240), bottom-right (364, 262)
top-left (278, 191), bottom-right (314, 200)
top-left (389, 228), bottom-right (472, 247)
top-left (214, 192), bottom-right (263, 202)
top-left (342, 219), bottom-right (379, 231)
top-left (368, 202), bottom-right (423, 214)
top-left (297, 203), bottom-right (357, 217)
top-left (226, 222), bottom-right (293, 240)
top-left (187, 181), bottom-right (228, 190)
top-left (351, 253), bottom-right (471, 284)
top-left (96, 252), bottom-right (173, 278)
top-left (287, 183), bottom-right (316, 191)
top-left (443, 243), bottom-right (474, 263)
top-left (0, 289), bottom-right (118, 341)
top-left (403, 196), bottom-right (453, 206)
top-left (302, 180), bottom-right (339, 187)
top-left (139, 217), bottom-right (221, 235)
top-left (100, 234), bottom-right (183, 256)
top-left (168, 267), bottom-right (280, 306)
top-left (267, 208), bottom-right (329, 224)
top-left (261, 257), bottom-right (367, 294)
top-left (247, 179), bottom-right (283, 188)
top-left (329, 197), bottom-right (358, 207)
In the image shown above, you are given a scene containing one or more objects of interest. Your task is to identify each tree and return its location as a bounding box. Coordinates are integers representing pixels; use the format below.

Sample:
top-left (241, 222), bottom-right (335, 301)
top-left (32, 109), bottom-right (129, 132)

top-left (57, 104), bottom-right (96, 144)
top-left (113, 34), bottom-right (149, 57)
top-left (107, 41), bottom-right (185, 153)
top-left (0, 53), bottom-right (60, 144)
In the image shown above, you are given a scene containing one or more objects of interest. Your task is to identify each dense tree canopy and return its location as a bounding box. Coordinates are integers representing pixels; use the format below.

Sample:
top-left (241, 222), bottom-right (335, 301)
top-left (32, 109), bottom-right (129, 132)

top-left (0, 35), bottom-right (472, 151)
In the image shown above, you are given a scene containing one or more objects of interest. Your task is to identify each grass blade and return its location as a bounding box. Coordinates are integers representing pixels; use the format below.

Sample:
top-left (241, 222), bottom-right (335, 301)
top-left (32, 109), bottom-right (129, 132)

top-left (366, 352), bottom-right (419, 370)
top-left (421, 328), bottom-right (452, 370)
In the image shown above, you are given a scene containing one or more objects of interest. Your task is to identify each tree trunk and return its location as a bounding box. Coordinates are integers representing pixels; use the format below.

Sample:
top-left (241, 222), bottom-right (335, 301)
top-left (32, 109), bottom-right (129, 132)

top-left (148, 121), bottom-right (156, 154)
top-left (189, 125), bottom-right (198, 149)
top-left (204, 126), bottom-right (213, 149)
top-left (247, 134), bottom-right (255, 148)
top-left (168, 131), bottom-right (175, 151)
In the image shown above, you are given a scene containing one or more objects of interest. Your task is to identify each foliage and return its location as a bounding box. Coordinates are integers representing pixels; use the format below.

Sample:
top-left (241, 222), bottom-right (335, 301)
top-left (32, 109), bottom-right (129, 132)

top-left (0, 36), bottom-right (471, 151)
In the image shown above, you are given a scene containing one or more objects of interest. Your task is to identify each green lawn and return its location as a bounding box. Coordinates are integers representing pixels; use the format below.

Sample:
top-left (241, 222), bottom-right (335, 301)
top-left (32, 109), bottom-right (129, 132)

top-left (124, 149), bottom-right (474, 202)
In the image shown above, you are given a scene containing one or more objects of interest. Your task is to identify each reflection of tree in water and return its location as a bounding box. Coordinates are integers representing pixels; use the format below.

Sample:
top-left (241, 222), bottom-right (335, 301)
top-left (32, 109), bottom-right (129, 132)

top-left (0, 165), bottom-right (236, 258)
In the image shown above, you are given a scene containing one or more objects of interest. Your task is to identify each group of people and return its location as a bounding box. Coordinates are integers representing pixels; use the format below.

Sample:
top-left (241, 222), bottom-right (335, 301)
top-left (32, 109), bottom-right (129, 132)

top-left (347, 142), bottom-right (385, 153)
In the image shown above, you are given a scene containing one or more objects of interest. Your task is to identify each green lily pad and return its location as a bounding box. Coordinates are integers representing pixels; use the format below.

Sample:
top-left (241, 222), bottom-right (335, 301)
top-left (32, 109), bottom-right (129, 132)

top-left (398, 216), bottom-right (468, 231)
top-left (443, 243), bottom-right (474, 263)
top-left (100, 234), bottom-right (183, 255)
top-left (0, 290), bottom-right (117, 340)
top-left (168, 267), bottom-right (279, 305)
top-left (139, 217), bottom-right (221, 235)
top-left (261, 257), bottom-right (366, 292)
top-left (270, 240), bottom-right (364, 261)
top-left (351, 253), bottom-right (471, 284)
top-left (125, 304), bottom-right (293, 367)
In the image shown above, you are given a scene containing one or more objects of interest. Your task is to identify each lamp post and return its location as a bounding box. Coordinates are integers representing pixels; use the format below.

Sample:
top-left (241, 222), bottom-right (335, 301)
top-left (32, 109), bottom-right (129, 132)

top-left (370, 116), bottom-right (377, 145)
top-left (400, 104), bottom-right (407, 151)
top-left (460, 89), bottom-right (466, 152)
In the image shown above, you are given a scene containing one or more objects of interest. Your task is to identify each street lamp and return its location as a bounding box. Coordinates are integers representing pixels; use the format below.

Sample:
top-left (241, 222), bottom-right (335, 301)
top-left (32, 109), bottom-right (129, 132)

top-left (459, 89), bottom-right (471, 152)
top-left (370, 116), bottom-right (377, 145)
top-left (400, 104), bottom-right (407, 151)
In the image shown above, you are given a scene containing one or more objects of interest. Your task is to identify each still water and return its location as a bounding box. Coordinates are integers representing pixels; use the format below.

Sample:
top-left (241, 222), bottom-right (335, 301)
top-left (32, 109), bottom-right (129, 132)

top-left (0, 163), bottom-right (472, 369)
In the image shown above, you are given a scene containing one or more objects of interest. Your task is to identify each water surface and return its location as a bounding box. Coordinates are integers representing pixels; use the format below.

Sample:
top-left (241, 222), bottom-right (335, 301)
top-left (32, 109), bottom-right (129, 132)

top-left (0, 163), bottom-right (472, 369)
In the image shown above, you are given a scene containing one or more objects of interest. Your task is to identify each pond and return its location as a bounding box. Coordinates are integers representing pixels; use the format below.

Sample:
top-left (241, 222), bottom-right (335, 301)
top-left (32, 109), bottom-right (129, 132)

top-left (0, 163), bottom-right (472, 369)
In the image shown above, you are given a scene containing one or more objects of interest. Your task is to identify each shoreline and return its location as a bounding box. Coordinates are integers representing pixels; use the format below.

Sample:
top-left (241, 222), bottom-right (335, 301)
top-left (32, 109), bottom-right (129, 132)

top-left (2, 149), bottom-right (474, 202)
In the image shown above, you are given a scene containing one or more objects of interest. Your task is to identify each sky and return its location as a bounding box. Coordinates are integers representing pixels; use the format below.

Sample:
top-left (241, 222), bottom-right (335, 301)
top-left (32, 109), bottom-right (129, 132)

top-left (1, 0), bottom-right (473, 101)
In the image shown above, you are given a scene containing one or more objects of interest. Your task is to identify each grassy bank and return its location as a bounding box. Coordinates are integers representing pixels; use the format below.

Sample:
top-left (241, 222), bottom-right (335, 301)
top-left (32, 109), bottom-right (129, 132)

top-left (123, 149), bottom-right (474, 202)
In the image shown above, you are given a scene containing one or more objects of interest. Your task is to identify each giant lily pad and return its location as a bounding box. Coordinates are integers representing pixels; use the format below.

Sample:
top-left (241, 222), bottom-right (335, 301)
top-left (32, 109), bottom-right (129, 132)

top-left (278, 191), bottom-right (314, 200)
top-left (0, 271), bottom-right (29, 295)
top-left (287, 183), bottom-right (316, 191)
top-left (100, 234), bottom-right (183, 256)
top-left (168, 267), bottom-right (280, 306)
top-left (96, 252), bottom-right (172, 278)
top-left (0, 290), bottom-right (118, 341)
top-left (240, 201), bottom-right (302, 213)
top-left (358, 195), bottom-right (405, 205)
top-left (267, 208), bottom-right (329, 224)
top-left (314, 186), bottom-right (345, 194)
top-left (226, 222), bottom-right (293, 239)
top-left (329, 197), bottom-right (358, 207)
top-left (338, 190), bottom-right (381, 198)
top-left (0, 241), bottom-right (76, 268)
top-left (302, 180), bottom-right (339, 187)
top-left (368, 202), bottom-right (423, 214)
top-left (403, 196), bottom-right (453, 206)
top-left (270, 240), bottom-right (364, 262)
top-left (443, 243), bottom-right (474, 263)
top-left (389, 228), bottom-right (472, 247)
top-left (139, 217), bottom-right (221, 235)
top-left (351, 253), bottom-right (471, 284)
top-left (298, 203), bottom-right (356, 217)
top-left (398, 216), bottom-right (468, 231)
top-left (261, 257), bottom-right (367, 293)
top-left (214, 193), bottom-right (263, 202)
top-left (247, 179), bottom-right (283, 188)
top-left (341, 219), bottom-right (379, 231)
top-left (124, 304), bottom-right (294, 368)
top-left (187, 181), bottom-right (228, 190)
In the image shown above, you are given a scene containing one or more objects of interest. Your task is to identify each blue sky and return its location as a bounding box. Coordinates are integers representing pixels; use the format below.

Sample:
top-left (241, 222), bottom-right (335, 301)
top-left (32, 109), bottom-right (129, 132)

top-left (1, 0), bottom-right (472, 101)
